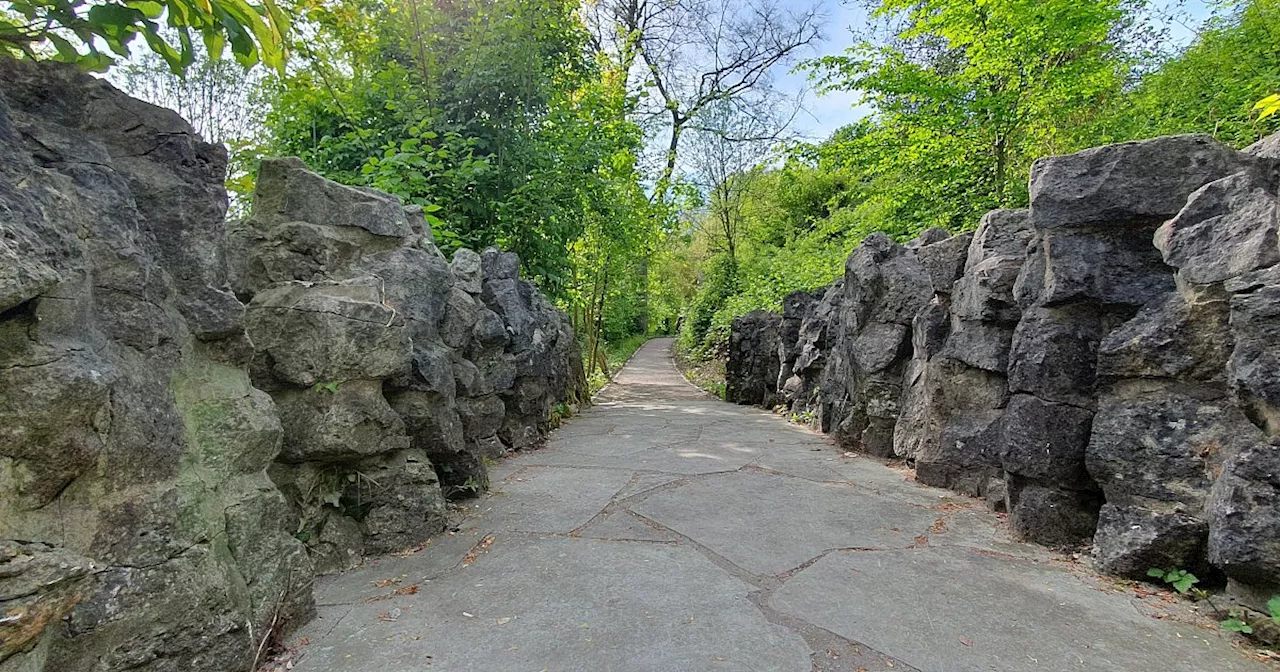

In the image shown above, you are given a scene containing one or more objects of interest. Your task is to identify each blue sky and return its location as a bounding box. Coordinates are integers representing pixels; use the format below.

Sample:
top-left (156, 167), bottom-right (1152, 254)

top-left (779, 0), bottom-right (1217, 141)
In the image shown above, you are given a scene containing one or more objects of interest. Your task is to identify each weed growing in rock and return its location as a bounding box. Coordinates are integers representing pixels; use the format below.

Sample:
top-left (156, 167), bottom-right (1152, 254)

top-left (1147, 567), bottom-right (1199, 594)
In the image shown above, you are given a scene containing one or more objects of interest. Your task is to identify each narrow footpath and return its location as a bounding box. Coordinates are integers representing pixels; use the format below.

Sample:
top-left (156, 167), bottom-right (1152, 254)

top-left (288, 339), bottom-right (1270, 672)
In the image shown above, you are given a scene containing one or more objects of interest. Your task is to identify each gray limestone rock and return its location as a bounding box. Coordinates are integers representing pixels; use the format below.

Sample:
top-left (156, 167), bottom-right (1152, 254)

top-left (0, 59), bottom-right (314, 672)
top-left (916, 232), bottom-right (973, 295)
top-left (246, 279), bottom-right (412, 388)
top-left (451, 248), bottom-right (483, 295)
top-left (1156, 169), bottom-right (1280, 286)
top-left (998, 394), bottom-right (1095, 489)
top-left (1245, 131), bottom-right (1280, 160)
top-left (1208, 444), bottom-right (1280, 585)
top-left (726, 310), bottom-right (782, 407)
top-left (1097, 292), bottom-right (1232, 383)
top-left (1087, 386), bottom-right (1259, 510)
top-left (1093, 504), bottom-right (1210, 579)
top-left (1028, 134), bottom-right (1259, 230)
top-left (274, 380), bottom-right (410, 464)
top-left (252, 157), bottom-right (414, 238)
top-left (1228, 264), bottom-right (1280, 436)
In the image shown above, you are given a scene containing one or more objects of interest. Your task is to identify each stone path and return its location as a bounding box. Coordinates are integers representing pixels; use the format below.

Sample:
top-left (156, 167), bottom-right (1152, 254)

top-left (288, 338), bottom-right (1271, 672)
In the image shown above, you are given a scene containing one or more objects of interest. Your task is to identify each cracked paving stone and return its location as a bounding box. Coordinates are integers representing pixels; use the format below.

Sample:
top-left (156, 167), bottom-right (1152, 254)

top-left (293, 535), bottom-right (811, 672)
top-left (769, 546), bottom-right (1272, 672)
top-left (286, 339), bottom-right (1271, 672)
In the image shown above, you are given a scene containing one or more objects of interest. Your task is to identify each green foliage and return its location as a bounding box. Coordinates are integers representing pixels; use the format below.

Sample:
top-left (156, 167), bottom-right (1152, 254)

top-left (683, 0), bottom-right (1279, 350)
top-left (807, 0), bottom-right (1131, 236)
top-left (679, 253), bottom-right (739, 357)
top-left (1225, 596), bottom-right (1280, 634)
top-left (261, 0), bottom-right (661, 364)
top-left (312, 381), bottom-right (341, 394)
top-left (261, 0), bottom-right (654, 299)
top-left (1147, 567), bottom-right (1200, 594)
top-left (0, 0), bottom-right (289, 73)
top-left (1258, 94), bottom-right (1280, 122)
top-left (1221, 613), bottom-right (1254, 634)
top-left (1118, 0), bottom-right (1280, 148)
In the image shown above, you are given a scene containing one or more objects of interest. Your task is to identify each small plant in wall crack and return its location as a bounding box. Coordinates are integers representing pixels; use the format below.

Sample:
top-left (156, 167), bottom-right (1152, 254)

top-left (1147, 567), bottom-right (1199, 594)
top-left (1221, 597), bottom-right (1280, 636)
top-left (1148, 567), bottom-right (1280, 642)
top-left (312, 380), bottom-right (342, 394)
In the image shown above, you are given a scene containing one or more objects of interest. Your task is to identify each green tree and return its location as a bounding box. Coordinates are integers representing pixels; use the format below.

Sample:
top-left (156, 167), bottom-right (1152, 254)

top-left (260, 0), bottom-right (663, 364)
top-left (0, 0), bottom-right (289, 72)
top-left (809, 0), bottom-right (1132, 235)
top-left (1121, 0), bottom-right (1280, 147)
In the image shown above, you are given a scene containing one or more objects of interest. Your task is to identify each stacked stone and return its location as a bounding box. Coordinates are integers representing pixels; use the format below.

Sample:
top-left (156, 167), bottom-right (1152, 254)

top-left (0, 59), bottom-right (585, 672)
top-left (1083, 137), bottom-right (1279, 586)
top-left (228, 158), bottom-right (585, 570)
top-left (823, 233), bottom-right (935, 457)
top-left (781, 282), bottom-right (843, 428)
top-left (998, 136), bottom-right (1259, 547)
top-left (727, 130), bottom-right (1280, 600)
top-left (776, 290), bottom-right (819, 399)
top-left (726, 310), bottom-right (783, 406)
top-left (0, 60), bottom-right (312, 670)
top-left (895, 216), bottom-right (1023, 497)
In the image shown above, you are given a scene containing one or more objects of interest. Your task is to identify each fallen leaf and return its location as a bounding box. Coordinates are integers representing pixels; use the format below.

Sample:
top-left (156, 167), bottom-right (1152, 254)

top-left (366, 583), bottom-right (420, 602)
top-left (378, 607), bottom-right (403, 622)
top-left (462, 535), bottom-right (496, 566)
top-left (373, 578), bottom-right (402, 588)
top-left (496, 617), bottom-right (511, 625)
top-left (959, 637), bottom-right (973, 646)
top-left (392, 542), bottom-right (428, 557)
top-left (913, 535), bottom-right (929, 546)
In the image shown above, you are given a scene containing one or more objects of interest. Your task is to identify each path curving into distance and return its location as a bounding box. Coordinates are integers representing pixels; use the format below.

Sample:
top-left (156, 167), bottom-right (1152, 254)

top-left (286, 338), bottom-right (1270, 672)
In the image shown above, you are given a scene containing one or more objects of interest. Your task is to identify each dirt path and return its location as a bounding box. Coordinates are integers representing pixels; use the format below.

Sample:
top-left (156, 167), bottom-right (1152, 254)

top-left (286, 338), bottom-right (1269, 672)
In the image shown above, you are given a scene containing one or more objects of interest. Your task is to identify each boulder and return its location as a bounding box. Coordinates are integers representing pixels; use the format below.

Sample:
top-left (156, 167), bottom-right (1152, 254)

top-left (451, 248), bottom-right (484, 295)
top-left (245, 279), bottom-right (411, 388)
top-left (1093, 505), bottom-right (1209, 578)
top-left (1155, 169), bottom-right (1280, 286)
top-left (1245, 131), bottom-right (1280, 159)
top-left (1027, 134), bottom-right (1259, 230)
top-left (998, 394), bottom-right (1095, 489)
top-left (347, 449), bottom-right (448, 554)
top-left (915, 232), bottom-right (973, 295)
top-left (274, 380), bottom-right (410, 463)
top-left (726, 310), bottom-right (782, 407)
top-left (1227, 256), bottom-right (1280, 437)
top-left (251, 157), bottom-right (414, 238)
top-left (0, 59), bottom-right (313, 672)
top-left (1004, 476), bottom-right (1102, 548)
top-left (1208, 444), bottom-right (1280, 585)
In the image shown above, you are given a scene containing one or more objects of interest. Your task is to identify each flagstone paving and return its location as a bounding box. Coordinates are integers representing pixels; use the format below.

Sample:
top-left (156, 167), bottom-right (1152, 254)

top-left (287, 338), bottom-right (1272, 672)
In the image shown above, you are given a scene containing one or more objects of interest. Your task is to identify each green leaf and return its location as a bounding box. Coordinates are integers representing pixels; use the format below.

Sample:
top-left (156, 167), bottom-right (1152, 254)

top-left (1221, 617), bottom-right (1253, 634)
top-left (1267, 596), bottom-right (1280, 620)
top-left (1255, 94), bottom-right (1280, 122)
top-left (1147, 568), bottom-right (1166, 579)
top-left (126, 0), bottom-right (164, 19)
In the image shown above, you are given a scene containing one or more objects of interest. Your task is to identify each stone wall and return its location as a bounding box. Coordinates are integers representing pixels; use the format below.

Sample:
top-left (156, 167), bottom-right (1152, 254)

top-left (0, 60), bottom-right (583, 672)
top-left (725, 131), bottom-right (1280, 603)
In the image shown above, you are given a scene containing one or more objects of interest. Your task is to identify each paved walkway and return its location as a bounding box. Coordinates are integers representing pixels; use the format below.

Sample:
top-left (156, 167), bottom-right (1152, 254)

top-left (289, 338), bottom-right (1270, 672)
